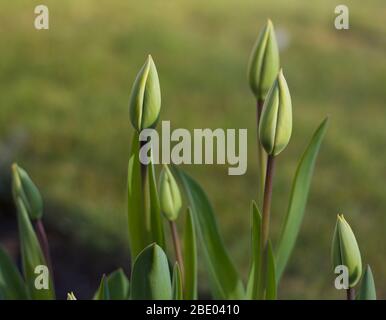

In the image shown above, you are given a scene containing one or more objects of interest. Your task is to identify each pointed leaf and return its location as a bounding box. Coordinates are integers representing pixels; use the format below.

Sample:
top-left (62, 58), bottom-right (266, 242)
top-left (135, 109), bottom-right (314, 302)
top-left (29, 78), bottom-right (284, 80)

top-left (172, 263), bottom-right (183, 300)
top-left (0, 246), bottom-right (28, 299)
top-left (107, 268), bottom-right (130, 300)
top-left (183, 208), bottom-right (197, 299)
top-left (148, 158), bottom-right (166, 249)
top-left (172, 167), bottom-right (244, 299)
top-left (247, 201), bottom-right (262, 299)
top-left (265, 242), bottom-right (277, 300)
top-left (130, 243), bottom-right (172, 300)
top-left (94, 275), bottom-right (110, 300)
top-left (276, 118), bottom-right (328, 282)
top-left (14, 198), bottom-right (55, 299)
top-left (357, 265), bottom-right (376, 300)
top-left (127, 132), bottom-right (149, 261)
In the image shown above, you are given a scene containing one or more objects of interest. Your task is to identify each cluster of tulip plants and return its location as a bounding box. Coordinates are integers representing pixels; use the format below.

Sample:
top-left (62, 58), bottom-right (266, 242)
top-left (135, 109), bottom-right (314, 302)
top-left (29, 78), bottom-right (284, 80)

top-left (0, 20), bottom-right (377, 300)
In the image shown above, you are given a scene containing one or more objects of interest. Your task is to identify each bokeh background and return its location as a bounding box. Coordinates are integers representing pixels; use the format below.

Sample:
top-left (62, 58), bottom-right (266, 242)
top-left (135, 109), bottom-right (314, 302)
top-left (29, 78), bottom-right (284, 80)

top-left (0, 0), bottom-right (385, 299)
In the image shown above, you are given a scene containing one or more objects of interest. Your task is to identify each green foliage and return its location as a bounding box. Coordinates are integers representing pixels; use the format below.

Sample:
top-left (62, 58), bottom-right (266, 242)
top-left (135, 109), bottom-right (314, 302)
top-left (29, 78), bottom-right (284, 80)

top-left (275, 118), bottom-right (329, 282)
top-left (357, 265), bottom-right (376, 300)
top-left (94, 275), bottom-right (110, 300)
top-left (130, 244), bottom-right (172, 300)
top-left (173, 166), bottom-right (245, 299)
top-left (107, 269), bottom-right (130, 300)
top-left (0, 247), bottom-right (28, 300)
top-left (183, 208), bottom-right (197, 300)
top-left (172, 263), bottom-right (183, 300)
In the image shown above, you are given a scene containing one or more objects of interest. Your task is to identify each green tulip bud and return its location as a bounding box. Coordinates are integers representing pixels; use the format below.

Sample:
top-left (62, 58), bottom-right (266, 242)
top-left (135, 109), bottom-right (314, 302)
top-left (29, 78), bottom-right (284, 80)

top-left (331, 214), bottom-right (362, 287)
top-left (11, 163), bottom-right (43, 220)
top-left (129, 55), bottom-right (161, 131)
top-left (248, 19), bottom-right (280, 100)
top-left (258, 70), bottom-right (292, 156)
top-left (159, 165), bottom-right (182, 221)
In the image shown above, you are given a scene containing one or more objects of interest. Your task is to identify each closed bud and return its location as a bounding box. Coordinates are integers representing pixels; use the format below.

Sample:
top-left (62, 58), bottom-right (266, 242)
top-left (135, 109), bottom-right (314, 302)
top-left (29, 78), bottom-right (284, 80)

top-left (159, 165), bottom-right (182, 221)
top-left (248, 19), bottom-right (280, 100)
top-left (258, 70), bottom-right (292, 156)
top-left (331, 214), bottom-right (362, 287)
top-left (11, 163), bottom-right (43, 220)
top-left (129, 55), bottom-right (161, 131)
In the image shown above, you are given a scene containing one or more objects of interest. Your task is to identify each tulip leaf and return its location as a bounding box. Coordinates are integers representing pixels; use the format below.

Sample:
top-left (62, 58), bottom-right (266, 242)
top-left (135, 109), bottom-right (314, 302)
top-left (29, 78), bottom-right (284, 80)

top-left (357, 265), bottom-right (376, 300)
top-left (107, 268), bottom-right (130, 300)
top-left (0, 246), bottom-right (28, 300)
top-left (130, 243), bottom-right (172, 300)
top-left (276, 118), bottom-right (328, 282)
top-left (94, 275), bottom-right (110, 300)
top-left (266, 242), bottom-right (277, 300)
top-left (14, 198), bottom-right (55, 299)
top-left (172, 263), bottom-right (183, 300)
top-left (247, 201), bottom-right (262, 299)
top-left (183, 208), bottom-right (197, 299)
top-left (127, 132), bottom-right (149, 261)
top-left (148, 158), bottom-right (166, 250)
top-left (172, 166), bottom-right (244, 299)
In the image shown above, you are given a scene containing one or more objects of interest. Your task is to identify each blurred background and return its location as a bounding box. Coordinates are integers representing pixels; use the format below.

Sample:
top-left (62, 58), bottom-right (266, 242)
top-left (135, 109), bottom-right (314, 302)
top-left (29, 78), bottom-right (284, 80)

top-left (0, 0), bottom-right (385, 299)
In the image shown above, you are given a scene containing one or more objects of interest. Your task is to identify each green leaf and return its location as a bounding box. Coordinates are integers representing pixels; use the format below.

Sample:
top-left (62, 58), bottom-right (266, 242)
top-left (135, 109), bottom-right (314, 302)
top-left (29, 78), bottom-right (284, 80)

top-left (183, 208), bottom-right (197, 300)
top-left (94, 275), bottom-right (110, 300)
top-left (127, 132), bottom-right (149, 261)
top-left (247, 201), bottom-right (262, 299)
top-left (265, 242), bottom-right (277, 300)
top-left (0, 246), bottom-right (28, 299)
top-left (148, 158), bottom-right (166, 250)
top-left (14, 198), bottom-right (55, 299)
top-left (127, 133), bottom-right (166, 262)
top-left (357, 265), bottom-right (376, 300)
top-left (172, 167), bottom-right (244, 299)
top-left (172, 263), bottom-right (183, 300)
top-left (130, 243), bottom-right (172, 300)
top-left (107, 268), bottom-right (130, 300)
top-left (276, 118), bottom-right (328, 282)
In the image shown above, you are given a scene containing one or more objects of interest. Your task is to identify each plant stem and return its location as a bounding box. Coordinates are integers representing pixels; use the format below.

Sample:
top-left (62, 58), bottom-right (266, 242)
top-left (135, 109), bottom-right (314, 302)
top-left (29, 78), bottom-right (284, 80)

top-left (256, 99), bottom-right (267, 207)
top-left (33, 219), bottom-right (54, 278)
top-left (259, 154), bottom-right (276, 297)
top-left (169, 220), bottom-right (184, 280)
top-left (346, 287), bottom-right (355, 300)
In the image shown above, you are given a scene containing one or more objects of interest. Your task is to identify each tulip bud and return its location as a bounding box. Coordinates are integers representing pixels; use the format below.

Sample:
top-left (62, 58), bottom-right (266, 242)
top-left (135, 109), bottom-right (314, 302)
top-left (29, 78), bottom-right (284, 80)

top-left (331, 214), bottom-right (362, 287)
top-left (159, 165), bottom-right (182, 221)
top-left (258, 70), bottom-right (292, 156)
top-left (129, 55), bottom-right (161, 131)
top-left (11, 163), bottom-right (43, 220)
top-left (248, 19), bottom-right (280, 100)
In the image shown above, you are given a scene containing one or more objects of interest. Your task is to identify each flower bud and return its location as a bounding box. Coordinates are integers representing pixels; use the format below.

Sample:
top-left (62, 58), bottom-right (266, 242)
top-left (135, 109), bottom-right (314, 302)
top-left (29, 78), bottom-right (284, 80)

top-left (11, 163), bottom-right (43, 220)
top-left (258, 70), bottom-right (292, 156)
top-left (331, 214), bottom-right (362, 287)
top-left (129, 55), bottom-right (161, 131)
top-left (248, 19), bottom-right (280, 100)
top-left (159, 165), bottom-right (182, 221)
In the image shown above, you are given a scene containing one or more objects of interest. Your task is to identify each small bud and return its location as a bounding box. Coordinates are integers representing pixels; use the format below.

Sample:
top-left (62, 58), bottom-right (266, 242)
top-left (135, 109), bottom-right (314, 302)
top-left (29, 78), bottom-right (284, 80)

top-left (11, 163), bottom-right (43, 220)
top-left (159, 165), bottom-right (182, 221)
top-left (258, 70), bottom-right (292, 156)
top-left (248, 19), bottom-right (280, 100)
top-left (331, 214), bottom-right (362, 287)
top-left (129, 55), bottom-right (161, 131)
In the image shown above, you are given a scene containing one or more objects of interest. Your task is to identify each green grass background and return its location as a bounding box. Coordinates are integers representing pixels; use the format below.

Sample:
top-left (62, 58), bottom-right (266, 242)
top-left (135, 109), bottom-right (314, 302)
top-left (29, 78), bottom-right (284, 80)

top-left (1, 0), bottom-right (385, 299)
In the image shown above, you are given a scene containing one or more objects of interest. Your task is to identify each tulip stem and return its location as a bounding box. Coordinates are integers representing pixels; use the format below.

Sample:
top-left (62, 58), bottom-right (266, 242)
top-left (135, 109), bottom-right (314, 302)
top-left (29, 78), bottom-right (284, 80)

top-left (256, 99), bottom-right (267, 207)
top-left (346, 287), bottom-right (355, 300)
top-left (33, 219), bottom-right (54, 278)
top-left (169, 221), bottom-right (184, 281)
top-left (259, 154), bottom-right (276, 297)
